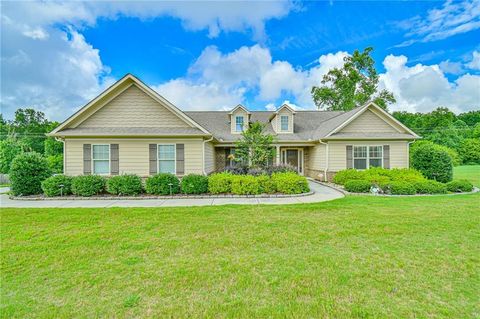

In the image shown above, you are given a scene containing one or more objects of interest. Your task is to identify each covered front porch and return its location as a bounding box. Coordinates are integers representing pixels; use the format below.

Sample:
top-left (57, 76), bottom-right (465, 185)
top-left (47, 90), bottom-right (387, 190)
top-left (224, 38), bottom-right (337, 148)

top-left (214, 145), bottom-right (314, 175)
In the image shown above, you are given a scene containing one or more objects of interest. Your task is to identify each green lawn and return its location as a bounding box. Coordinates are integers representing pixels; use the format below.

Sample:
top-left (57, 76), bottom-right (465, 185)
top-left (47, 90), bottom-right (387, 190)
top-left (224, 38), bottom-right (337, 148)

top-left (1, 194), bottom-right (479, 318)
top-left (454, 165), bottom-right (480, 187)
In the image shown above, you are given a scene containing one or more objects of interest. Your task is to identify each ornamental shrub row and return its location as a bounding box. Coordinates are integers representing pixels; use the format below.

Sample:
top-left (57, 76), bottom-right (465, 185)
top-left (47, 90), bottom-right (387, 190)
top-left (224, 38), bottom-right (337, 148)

top-left (36, 172), bottom-right (309, 197)
top-left (333, 167), bottom-right (427, 186)
top-left (208, 172), bottom-right (309, 195)
top-left (342, 178), bottom-right (472, 195)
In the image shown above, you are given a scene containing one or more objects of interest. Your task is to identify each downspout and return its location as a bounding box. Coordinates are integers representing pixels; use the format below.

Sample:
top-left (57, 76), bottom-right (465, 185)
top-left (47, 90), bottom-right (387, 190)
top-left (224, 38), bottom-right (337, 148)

top-left (202, 136), bottom-right (214, 175)
top-left (55, 137), bottom-right (65, 174)
top-left (319, 139), bottom-right (328, 182)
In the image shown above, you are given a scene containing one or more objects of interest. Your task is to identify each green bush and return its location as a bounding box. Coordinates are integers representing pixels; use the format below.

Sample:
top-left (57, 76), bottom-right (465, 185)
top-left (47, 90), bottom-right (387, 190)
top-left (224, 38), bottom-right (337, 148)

top-left (411, 142), bottom-right (453, 183)
top-left (344, 180), bottom-right (371, 193)
top-left (413, 180), bottom-right (447, 194)
top-left (0, 137), bottom-right (22, 174)
top-left (145, 173), bottom-right (180, 195)
top-left (231, 175), bottom-right (260, 195)
top-left (271, 172), bottom-right (309, 194)
top-left (388, 168), bottom-right (426, 183)
top-left (458, 138), bottom-right (480, 165)
top-left (181, 174), bottom-right (209, 194)
top-left (383, 181), bottom-right (416, 195)
top-left (208, 172), bottom-right (234, 194)
top-left (41, 175), bottom-right (73, 197)
top-left (10, 152), bottom-right (51, 196)
top-left (46, 154), bottom-right (63, 174)
top-left (446, 180), bottom-right (474, 193)
top-left (332, 169), bottom-right (365, 185)
top-left (71, 175), bottom-right (106, 197)
top-left (106, 175), bottom-right (143, 196)
top-left (257, 175), bottom-right (276, 194)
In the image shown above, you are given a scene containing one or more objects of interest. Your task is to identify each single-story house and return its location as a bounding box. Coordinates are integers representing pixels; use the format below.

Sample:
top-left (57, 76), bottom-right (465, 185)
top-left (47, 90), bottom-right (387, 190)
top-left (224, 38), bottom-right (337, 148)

top-left (49, 74), bottom-right (420, 181)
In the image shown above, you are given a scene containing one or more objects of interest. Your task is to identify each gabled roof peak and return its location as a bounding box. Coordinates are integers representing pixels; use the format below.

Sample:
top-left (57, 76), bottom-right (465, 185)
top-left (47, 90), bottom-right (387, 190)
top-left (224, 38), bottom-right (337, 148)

top-left (275, 103), bottom-right (296, 114)
top-left (228, 104), bottom-right (251, 114)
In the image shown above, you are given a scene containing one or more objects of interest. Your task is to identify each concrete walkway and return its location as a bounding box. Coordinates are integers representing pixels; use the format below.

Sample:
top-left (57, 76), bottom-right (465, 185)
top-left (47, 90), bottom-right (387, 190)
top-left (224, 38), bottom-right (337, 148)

top-left (0, 181), bottom-right (343, 208)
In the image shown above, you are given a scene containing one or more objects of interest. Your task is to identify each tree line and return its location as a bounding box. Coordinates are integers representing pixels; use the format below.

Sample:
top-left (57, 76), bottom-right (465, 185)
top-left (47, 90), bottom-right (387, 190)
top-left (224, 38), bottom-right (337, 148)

top-left (0, 109), bottom-right (63, 174)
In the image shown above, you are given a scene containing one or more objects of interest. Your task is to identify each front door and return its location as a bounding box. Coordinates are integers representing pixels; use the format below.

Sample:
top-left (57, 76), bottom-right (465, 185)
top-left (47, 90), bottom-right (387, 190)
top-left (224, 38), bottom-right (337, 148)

top-left (281, 148), bottom-right (304, 174)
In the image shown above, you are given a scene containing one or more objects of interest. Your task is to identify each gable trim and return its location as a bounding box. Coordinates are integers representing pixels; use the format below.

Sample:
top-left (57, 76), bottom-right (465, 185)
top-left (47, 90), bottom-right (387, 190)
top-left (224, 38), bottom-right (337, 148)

top-left (324, 102), bottom-right (420, 138)
top-left (50, 74), bottom-right (211, 136)
top-left (228, 104), bottom-right (251, 115)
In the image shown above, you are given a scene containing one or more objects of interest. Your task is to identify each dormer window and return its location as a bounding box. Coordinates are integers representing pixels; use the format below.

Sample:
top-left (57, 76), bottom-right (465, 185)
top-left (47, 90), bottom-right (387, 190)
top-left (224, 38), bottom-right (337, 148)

top-left (235, 116), bottom-right (244, 132)
top-left (280, 115), bottom-right (289, 131)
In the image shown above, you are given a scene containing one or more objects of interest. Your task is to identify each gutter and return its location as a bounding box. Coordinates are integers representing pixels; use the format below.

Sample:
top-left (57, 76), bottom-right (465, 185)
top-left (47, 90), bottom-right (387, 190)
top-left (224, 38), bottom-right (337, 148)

top-left (319, 139), bottom-right (329, 182)
top-left (407, 139), bottom-right (417, 168)
top-left (202, 136), bottom-right (214, 175)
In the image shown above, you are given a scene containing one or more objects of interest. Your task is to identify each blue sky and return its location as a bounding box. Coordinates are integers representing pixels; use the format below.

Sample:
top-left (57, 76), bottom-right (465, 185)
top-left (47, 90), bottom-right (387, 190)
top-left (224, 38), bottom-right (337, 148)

top-left (1, 1), bottom-right (479, 121)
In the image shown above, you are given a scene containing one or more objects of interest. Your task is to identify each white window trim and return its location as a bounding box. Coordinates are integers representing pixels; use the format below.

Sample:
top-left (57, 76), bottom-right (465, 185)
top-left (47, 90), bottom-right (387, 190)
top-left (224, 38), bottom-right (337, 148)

top-left (157, 143), bottom-right (176, 174)
top-left (235, 116), bottom-right (244, 132)
top-left (353, 145), bottom-right (383, 170)
top-left (280, 115), bottom-right (289, 131)
top-left (91, 144), bottom-right (110, 175)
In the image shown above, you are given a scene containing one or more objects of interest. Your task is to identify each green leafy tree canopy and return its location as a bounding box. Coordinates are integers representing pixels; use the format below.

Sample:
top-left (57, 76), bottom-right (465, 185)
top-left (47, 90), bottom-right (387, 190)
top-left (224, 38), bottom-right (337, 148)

top-left (311, 47), bottom-right (395, 111)
top-left (234, 122), bottom-right (275, 169)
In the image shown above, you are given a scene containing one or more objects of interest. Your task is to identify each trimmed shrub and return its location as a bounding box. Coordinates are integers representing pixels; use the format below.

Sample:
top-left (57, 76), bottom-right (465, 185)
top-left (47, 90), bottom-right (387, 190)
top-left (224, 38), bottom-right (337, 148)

top-left (145, 173), bottom-right (180, 195)
top-left (71, 175), bottom-right (106, 197)
top-left (231, 175), bottom-right (260, 195)
top-left (411, 142), bottom-right (453, 183)
top-left (413, 180), bottom-right (447, 194)
top-left (10, 152), bottom-right (51, 196)
top-left (333, 169), bottom-right (365, 185)
top-left (344, 180), bottom-right (371, 193)
top-left (257, 175), bottom-right (276, 194)
top-left (41, 175), bottom-right (73, 197)
top-left (106, 175), bottom-right (143, 196)
top-left (388, 168), bottom-right (426, 183)
top-left (384, 181), bottom-right (416, 195)
top-left (446, 180), bottom-right (474, 193)
top-left (208, 172), bottom-right (234, 194)
top-left (181, 174), bottom-right (208, 194)
top-left (271, 172), bottom-right (309, 194)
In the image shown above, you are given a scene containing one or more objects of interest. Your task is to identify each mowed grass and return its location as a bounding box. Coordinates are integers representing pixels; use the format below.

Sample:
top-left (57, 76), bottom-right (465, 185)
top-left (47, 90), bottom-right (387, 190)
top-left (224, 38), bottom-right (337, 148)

top-left (454, 165), bottom-right (480, 187)
top-left (1, 194), bottom-right (479, 318)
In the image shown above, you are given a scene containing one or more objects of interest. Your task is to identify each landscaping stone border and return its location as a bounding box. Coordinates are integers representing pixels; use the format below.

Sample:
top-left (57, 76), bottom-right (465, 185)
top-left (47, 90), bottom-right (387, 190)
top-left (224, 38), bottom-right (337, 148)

top-left (9, 190), bottom-right (314, 201)
top-left (314, 180), bottom-right (479, 197)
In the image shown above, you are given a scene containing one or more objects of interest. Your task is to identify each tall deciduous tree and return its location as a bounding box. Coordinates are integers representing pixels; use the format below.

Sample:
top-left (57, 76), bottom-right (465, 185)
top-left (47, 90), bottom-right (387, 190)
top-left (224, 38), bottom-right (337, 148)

top-left (234, 122), bottom-right (275, 169)
top-left (311, 47), bottom-right (395, 111)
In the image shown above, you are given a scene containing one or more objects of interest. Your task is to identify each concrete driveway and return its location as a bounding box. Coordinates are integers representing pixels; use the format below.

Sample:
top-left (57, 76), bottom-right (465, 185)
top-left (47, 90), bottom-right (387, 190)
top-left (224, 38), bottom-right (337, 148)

top-left (0, 181), bottom-right (343, 208)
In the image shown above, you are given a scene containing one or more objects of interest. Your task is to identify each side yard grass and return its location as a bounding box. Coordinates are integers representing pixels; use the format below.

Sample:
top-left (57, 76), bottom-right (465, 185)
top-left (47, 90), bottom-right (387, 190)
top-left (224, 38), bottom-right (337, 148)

top-left (454, 165), bottom-right (480, 187)
top-left (1, 193), bottom-right (479, 318)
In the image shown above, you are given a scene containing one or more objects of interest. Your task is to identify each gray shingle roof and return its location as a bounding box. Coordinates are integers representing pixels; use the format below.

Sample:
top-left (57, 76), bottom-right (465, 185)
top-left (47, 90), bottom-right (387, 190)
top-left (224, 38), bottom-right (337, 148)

top-left (185, 110), bottom-right (349, 142)
top-left (56, 127), bottom-right (207, 136)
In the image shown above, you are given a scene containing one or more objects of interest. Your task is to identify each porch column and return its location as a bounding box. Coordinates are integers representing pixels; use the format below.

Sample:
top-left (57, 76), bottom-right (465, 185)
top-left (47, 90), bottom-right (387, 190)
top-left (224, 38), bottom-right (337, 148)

top-left (275, 145), bottom-right (280, 165)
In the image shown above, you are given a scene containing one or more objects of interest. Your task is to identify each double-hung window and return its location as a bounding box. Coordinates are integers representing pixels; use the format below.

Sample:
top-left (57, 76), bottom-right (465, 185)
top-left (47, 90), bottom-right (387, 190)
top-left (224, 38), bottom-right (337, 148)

top-left (368, 146), bottom-right (383, 168)
top-left (353, 145), bottom-right (383, 169)
top-left (235, 116), bottom-right (244, 132)
top-left (92, 144), bottom-right (110, 174)
top-left (158, 144), bottom-right (176, 174)
top-left (280, 115), bottom-right (289, 131)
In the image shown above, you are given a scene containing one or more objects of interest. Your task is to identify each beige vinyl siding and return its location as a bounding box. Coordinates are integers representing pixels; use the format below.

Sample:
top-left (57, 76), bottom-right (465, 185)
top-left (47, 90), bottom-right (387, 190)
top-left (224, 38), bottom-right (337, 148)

top-left (77, 85), bottom-right (191, 128)
top-left (65, 138), bottom-right (204, 176)
top-left (231, 109), bottom-right (249, 134)
top-left (204, 141), bottom-right (215, 174)
top-left (308, 144), bottom-right (326, 171)
top-left (273, 108), bottom-right (294, 133)
top-left (340, 109), bottom-right (401, 133)
top-left (327, 140), bottom-right (409, 171)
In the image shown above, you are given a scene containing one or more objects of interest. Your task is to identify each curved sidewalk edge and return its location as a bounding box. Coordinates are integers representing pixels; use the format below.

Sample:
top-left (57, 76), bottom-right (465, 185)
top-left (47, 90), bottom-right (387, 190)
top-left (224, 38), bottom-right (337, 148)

top-left (0, 181), bottom-right (344, 208)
